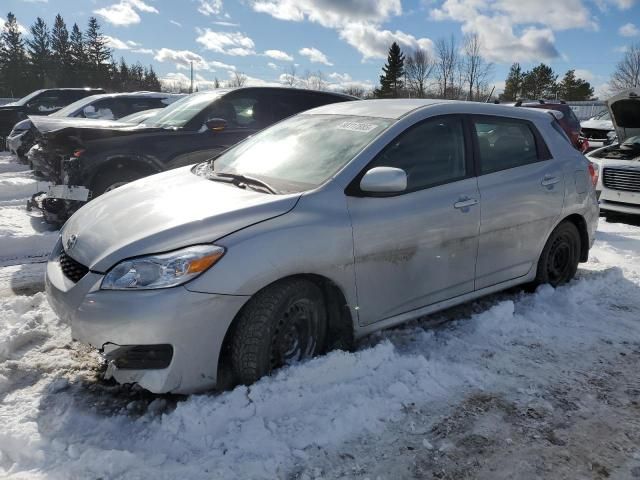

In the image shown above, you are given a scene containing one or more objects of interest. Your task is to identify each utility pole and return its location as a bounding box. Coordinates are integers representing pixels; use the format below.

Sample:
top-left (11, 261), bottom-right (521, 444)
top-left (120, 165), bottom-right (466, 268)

top-left (189, 61), bottom-right (194, 94)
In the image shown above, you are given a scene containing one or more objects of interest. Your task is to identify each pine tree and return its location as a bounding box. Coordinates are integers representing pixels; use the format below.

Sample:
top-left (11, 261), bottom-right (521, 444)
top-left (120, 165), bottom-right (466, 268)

top-left (521, 63), bottom-right (558, 99)
top-left (26, 17), bottom-right (51, 90)
top-left (145, 65), bottom-right (161, 91)
top-left (374, 42), bottom-right (405, 98)
top-left (501, 63), bottom-right (523, 101)
top-left (51, 14), bottom-right (71, 86)
top-left (558, 70), bottom-right (594, 101)
top-left (0, 13), bottom-right (29, 97)
top-left (69, 23), bottom-right (87, 86)
top-left (118, 57), bottom-right (130, 90)
top-left (85, 17), bottom-right (111, 87)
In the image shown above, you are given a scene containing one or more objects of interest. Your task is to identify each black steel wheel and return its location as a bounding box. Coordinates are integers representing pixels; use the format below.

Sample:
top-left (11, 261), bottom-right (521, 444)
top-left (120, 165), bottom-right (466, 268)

top-left (534, 221), bottom-right (581, 287)
top-left (231, 278), bottom-right (327, 385)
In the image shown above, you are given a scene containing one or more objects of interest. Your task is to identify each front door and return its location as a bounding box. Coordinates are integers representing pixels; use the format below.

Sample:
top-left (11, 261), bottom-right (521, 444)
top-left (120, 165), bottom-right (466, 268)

top-left (471, 115), bottom-right (565, 289)
top-left (347, 115), bottom-right (480, 326)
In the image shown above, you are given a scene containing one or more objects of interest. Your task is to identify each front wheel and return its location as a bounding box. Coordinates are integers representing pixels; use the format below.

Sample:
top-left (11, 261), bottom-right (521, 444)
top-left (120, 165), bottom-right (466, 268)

top-left (91, 167), bottom-right (145, 197)
top-left (231, 279), bottom-right (327, 385)
top-left (534, 221), bottom-right (581, 287)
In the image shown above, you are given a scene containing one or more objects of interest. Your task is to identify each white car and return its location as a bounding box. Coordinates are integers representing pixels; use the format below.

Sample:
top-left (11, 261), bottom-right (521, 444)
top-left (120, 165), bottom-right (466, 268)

top-left (580, 109), bottom-right (615, 150)
top-left (587, 89), bottom-right (640, 216)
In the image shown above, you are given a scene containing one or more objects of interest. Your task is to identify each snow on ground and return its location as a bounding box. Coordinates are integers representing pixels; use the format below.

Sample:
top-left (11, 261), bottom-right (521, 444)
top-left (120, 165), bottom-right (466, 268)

top-left (0, 153), bottom-right (57, 267)
top-left (0, 151), bottom-right (639, 478)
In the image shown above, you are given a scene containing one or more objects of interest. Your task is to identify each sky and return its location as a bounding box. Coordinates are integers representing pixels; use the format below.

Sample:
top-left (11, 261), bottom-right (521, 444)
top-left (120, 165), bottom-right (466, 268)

top-left (3, 0), bottom-right (640, 97)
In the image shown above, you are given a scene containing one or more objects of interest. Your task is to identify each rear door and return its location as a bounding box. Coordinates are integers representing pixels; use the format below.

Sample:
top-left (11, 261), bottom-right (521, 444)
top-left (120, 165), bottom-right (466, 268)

top-left (472, 115), bottom-right (565, 289)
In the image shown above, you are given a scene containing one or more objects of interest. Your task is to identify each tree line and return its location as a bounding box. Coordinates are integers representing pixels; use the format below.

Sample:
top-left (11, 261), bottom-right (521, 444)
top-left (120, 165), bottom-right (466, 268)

top-left (0, 12), bottom-right (161, 98)
top-left (373, 34), bottom-right (494, 100)
top-left (500, 63), bottom-right (594, 101)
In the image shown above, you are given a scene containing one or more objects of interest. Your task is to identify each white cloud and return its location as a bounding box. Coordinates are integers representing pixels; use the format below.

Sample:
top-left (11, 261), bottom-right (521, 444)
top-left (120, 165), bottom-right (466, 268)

top-left (264, 49), bottom-right (293, 61)
top-left (170, 20), bottom-right (182, 27)
top-left (104, 35), bottom-right (139, 50)
top-left (250, 0), bottom-right (401, 28)
top-left (594, 0), bottom-right (635, 11)
top-left (339, 23), bottom-right (433, 59)
top-left (94, 0), bottom-right (159, 27)
top-left (198, 0), bottom-right (224, 16)
top-left (249, 0), bottom-right (431, 62)
top-left (212, 21), bottom-right (240, 26)
top-left (574, 69), bottom-right (595, 82)
top-left (299, 47), bottom-right (332, 65)
top-left (430, 0), bottom-right (573, 63)
top-left (154, 48), bottom-right (236, 72)
top-left (132, 48), bottom-right (154, 55)
top-left (619, 23), bottom-right (640, 37)
top-left (267, 62), bottom-right (278, 69)
top-left (196, 28), bottom-right (255, 56)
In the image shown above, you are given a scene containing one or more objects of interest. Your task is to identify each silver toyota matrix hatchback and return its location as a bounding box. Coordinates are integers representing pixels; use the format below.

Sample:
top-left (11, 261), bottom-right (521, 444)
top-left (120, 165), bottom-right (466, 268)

top-left (46, 100), bottom-right (599, 394)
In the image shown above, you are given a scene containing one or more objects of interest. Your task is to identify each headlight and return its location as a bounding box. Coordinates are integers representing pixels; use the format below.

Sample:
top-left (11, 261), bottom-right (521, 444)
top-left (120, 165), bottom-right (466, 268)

top-left (101, 245), bottom-right (225, 290)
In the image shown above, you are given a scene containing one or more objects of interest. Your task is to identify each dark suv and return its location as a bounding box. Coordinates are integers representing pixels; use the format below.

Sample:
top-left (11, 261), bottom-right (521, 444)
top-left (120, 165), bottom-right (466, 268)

top-left (30, 87), bottom-right (357, 223)
top-left (509, 100), bottom-right (583, 150)
top-left (1, 88), bottom-right (104, 143)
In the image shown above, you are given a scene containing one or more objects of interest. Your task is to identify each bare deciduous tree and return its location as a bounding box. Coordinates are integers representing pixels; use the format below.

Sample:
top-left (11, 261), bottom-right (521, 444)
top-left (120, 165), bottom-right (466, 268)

top-left (434, 35), bottom-right (458, 99)
top-left (610, 43), bottom-right (640, 92)
top-left (405, 48), bottom-right (434, 98)
top-left (226, 71), bottom-right (247, 88)
top-left (281, 64), bottom-right (297, 87)
top-left (303, 70), bottom-right (327, 90)
top-left (462, 33), bottom-right (493, 101)
top-left (342, 85), bottom-right (366, 98)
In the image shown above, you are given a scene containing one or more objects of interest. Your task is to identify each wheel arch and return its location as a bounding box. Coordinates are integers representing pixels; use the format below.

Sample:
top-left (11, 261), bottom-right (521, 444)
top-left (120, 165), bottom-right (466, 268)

top-left (562, 213), bottom-right (590, 262)
top-left (216, 273), bottom-right (355, 385)
top-left (88, 155), bottom-right (162, 190)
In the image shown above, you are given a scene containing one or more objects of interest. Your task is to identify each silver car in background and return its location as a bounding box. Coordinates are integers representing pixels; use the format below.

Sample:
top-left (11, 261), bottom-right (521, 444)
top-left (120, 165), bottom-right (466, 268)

top-left (45, 100), bottom-right (599, 394)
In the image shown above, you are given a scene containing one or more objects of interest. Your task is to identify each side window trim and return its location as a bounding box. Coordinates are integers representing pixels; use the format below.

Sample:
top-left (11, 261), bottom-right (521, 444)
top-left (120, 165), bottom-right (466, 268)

top-left (470, 114), bottom-right (551, 176)
top-left (346, 114), bottom-right (474, 198)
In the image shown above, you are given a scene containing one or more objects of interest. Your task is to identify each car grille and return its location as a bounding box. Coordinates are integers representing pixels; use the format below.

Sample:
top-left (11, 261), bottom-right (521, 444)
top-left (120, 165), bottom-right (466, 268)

top-left (602, 167), bottom-right (640, 193)
top-left (59, 250), bottom-right (89, 283)
top-left (581, 128), bottom-right (609, 141)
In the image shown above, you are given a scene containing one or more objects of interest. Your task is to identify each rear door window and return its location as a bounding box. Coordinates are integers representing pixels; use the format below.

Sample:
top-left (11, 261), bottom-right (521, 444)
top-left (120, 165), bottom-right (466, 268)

top-left (472, 117), bottom-right (541, 174)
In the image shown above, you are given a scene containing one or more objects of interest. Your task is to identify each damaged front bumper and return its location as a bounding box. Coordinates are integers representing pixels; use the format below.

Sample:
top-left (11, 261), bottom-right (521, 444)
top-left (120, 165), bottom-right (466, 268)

top-left (27, 184), bottom-right (91, 225)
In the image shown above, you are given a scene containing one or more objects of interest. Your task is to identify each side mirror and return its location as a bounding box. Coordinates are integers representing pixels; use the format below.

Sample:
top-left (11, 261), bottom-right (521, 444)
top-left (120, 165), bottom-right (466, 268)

top-left (360, 166), bottom-right (407, 194)
top-left (206, 118), bottom-right (227, 132)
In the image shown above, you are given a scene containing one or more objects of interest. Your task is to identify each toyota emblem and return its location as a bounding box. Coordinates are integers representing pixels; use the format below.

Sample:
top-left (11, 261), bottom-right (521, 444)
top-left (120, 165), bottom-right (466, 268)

top-left (66, 234), bottom-right (78, 251)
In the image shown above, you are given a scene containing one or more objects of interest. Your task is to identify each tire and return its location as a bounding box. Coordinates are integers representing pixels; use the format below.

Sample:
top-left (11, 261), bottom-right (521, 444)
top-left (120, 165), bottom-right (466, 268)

top-left (90, 167), bottom-right (144, 197)
top-left (533, 221), bottom-right (581, 288)
top-left (231, 278), bottom-right (328, 385)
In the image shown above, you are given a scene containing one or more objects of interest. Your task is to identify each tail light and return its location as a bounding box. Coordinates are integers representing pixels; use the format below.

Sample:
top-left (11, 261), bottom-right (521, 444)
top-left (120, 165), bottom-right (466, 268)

top-left (588, 162), bottom-right (599, 187)
top-left (72, 149), bottom-right (85, 158)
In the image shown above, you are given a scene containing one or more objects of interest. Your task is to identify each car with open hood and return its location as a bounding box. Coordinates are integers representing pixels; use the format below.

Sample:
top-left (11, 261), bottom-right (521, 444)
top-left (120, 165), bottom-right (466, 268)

top-left (8, 92), bottom-right (182, 161)
top-left (45, 99), bottom-right (599, 394)
top-left (587, 89), bottom-right (640, 216)
top-left (29, 87), bottom-right (357, 224)
top-left (1, 88), bottom-right (104, 147)
top-left (580, 109), bottom-right (616, 150)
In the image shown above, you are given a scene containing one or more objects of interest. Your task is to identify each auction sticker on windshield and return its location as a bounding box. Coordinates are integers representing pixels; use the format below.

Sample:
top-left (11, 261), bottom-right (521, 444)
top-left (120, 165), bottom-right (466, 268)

top-left (337, 121), bottom-right (378, 133)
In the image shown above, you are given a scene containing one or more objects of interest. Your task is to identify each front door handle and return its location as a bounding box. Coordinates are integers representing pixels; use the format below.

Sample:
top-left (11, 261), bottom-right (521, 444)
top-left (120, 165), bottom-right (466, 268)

top-left (454, 198), bottom-right (479, 209)
top-left (541, 175), bottom-right (560, 186)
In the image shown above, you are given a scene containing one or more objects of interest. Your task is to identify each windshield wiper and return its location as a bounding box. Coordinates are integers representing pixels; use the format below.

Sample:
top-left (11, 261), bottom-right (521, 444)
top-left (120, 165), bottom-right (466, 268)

top-left (210, 171), bottom-right (279, 194)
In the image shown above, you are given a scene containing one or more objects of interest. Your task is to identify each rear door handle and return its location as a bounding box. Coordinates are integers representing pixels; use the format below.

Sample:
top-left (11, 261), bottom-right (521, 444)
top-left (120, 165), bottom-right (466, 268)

top-left (541, 175), bottom-right (560, 186)
top-left (454, 198), bottom-right (479, 209)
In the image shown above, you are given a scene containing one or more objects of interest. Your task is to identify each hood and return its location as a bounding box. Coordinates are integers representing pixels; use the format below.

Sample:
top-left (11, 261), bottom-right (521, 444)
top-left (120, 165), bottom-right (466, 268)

top-left (607, 89), bottom-right (640, 143)
top-left (61, 166), bottom-right (301, 272)
top-left (580, 118), bottom-right (614, 130)
top-left (30, 115), bottom-right (156, 147)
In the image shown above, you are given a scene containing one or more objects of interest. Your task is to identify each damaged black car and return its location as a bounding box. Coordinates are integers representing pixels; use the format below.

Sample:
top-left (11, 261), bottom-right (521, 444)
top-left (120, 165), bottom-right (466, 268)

top-left (28, 87), bottom-right (357, 224)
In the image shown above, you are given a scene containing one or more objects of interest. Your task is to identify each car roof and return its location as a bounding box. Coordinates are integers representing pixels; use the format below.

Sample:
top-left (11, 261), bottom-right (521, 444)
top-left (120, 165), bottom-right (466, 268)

top-left (189, 86), bottom-right (357, 100)
top-left (305, 98), bottom-right (557, 121)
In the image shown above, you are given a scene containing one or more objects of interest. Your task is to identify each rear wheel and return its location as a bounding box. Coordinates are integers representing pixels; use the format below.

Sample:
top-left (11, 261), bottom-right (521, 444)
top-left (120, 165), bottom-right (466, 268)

top-left (534, 221), bottom-right (581, 287)
top-left (231, 278), bottom-right (327, 385)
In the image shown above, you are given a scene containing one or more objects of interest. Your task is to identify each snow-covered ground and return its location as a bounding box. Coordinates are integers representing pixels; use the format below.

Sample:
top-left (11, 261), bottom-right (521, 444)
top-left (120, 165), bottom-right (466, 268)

top-left (1, 152), bottom-right (639, 479)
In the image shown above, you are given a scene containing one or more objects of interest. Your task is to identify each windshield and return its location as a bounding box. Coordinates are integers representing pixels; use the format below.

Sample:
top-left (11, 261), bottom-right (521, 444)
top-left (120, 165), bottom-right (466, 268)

top-left (593, 110), bottom-right (610, 121)
top-left (144, 93), bottom-right (220, 129)
top-left (202, 114), bottom-right (392, 193)
top-left (14, 90), bottom-right (45, 106)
